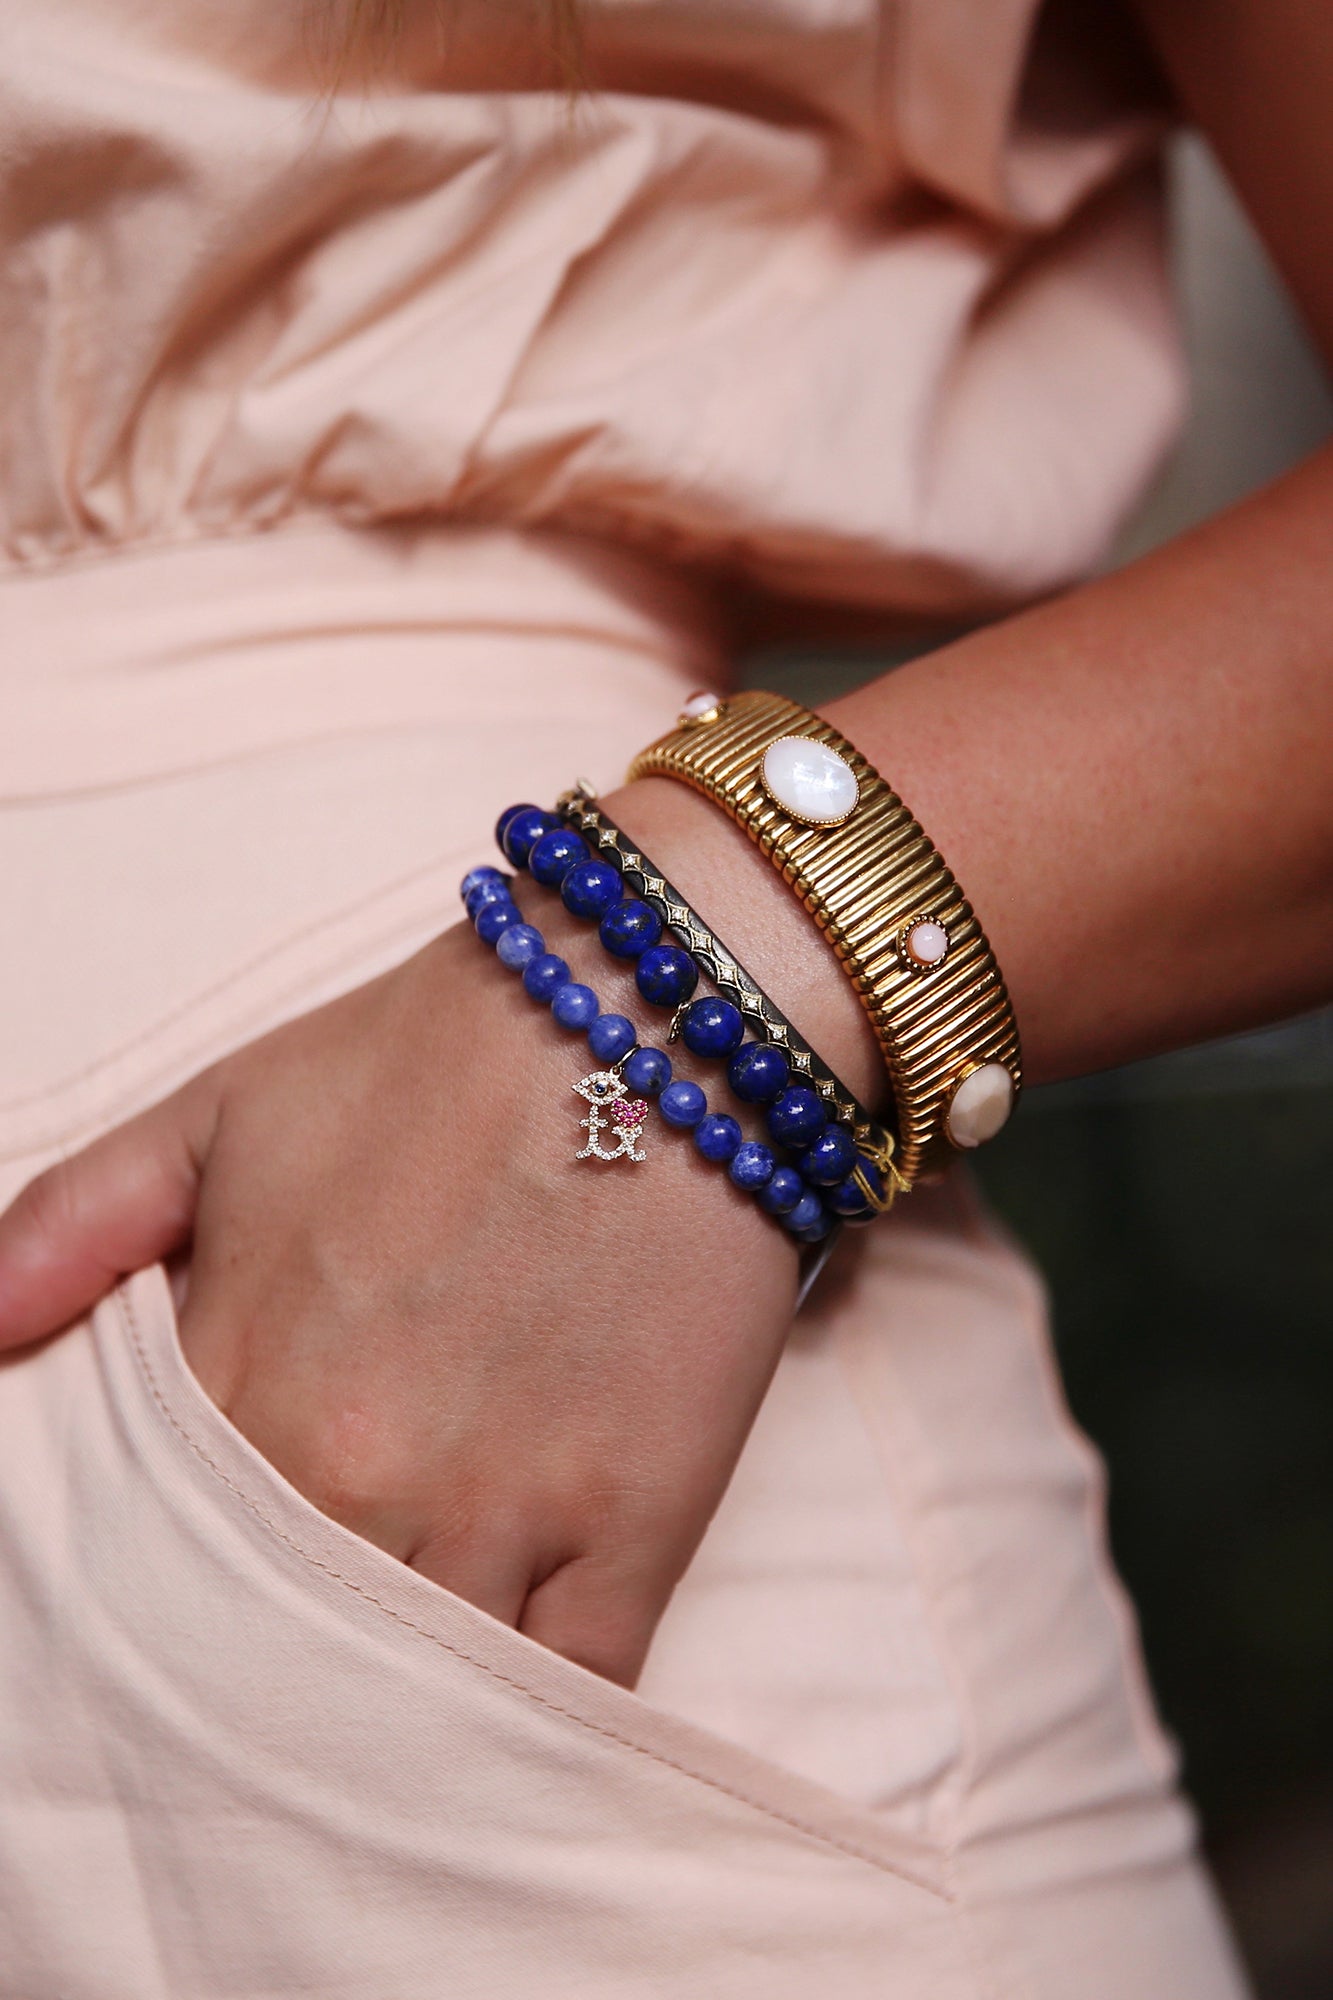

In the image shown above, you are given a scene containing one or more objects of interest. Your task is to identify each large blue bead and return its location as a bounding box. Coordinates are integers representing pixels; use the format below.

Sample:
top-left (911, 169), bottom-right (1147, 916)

top-left (475, 898), bottom-right (521, 944)
top-left (551, 982), bottom-right (600, 1031)
top-left (766, 1085), bottom-right (828, 1150)
top-left (757, 1164), bottom-right (805, 1214)
top-left (729, 1141), bottom-right (775, 1191)
top-left (587, 1013), bottom-right (636, 1063)
top-left (561, 859), bottom-right (623, 920)
top-left (461, 864), bottom-right (507, 902)
top-left (623, 1046), bottom-right (671, 1095)
top-left (659, 1079), bottom-right (707, 1129)
top-left (465, 876), bottom-right (514, 918)
top-left (681, 996), bottom-right (745, 1059)
top-left (496, 922), bottom-right (545, 970)
top-left (522, 952), bottom-right (571, 1002)
top-left (826, 1158), bottom-right (884, 1217)
top-left (501, 806), bottom-right (559, 868)
top-left (798, 1125), bottom-right (858, 1186)
top-left (635, 945), bottom-right (698, 1009)
top-left (494, 804), bottom-right (527, 852)
top-left (528, 827), bottom-right (588, 886)
top-left (599, 898), bottom-right (663, 959)
top-left (784, 1190), bottom-right (824, 1233)
top-left (727, 1042), bottom-right (790, 1103)
top-left (694, 1113), bottom-right (742, 1163)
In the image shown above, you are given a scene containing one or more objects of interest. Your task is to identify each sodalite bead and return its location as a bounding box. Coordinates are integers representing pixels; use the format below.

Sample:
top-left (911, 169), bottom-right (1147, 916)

top-left (729, 1141), bottom-right (775, 1191)
top-left (561, 859), bottom-right (623, 920)
top-left (765, 1085), bottom-right (827, 1150)
top-left (461, 864), bottom-right (507, 901)
top-left (522, 953), bottom-right (571, 1003)
top-left (599, 898), bottom-right (663, 959)
top-left (784, 1190), bottom-right (824, 1233)
top-left (496, 923), bottom-right (545, 970)
top-left (727, 1042), bottom-right (789, 1103)
top-left (475, 899), bottom-right (522, 944)
top-left (624, 1046), bottom-right (671, 1095)
top-left (500, 806), bottom-right (559, 868)
top-left (826, 1159), bottom-right (883, 1218)
top-left (680, 996), bottom-right (744, 1059)
top-left (635, 945), bottom-right (698, 1009)
top-left (798, 1125), bottom-right (858, 1186)
top-left (551, 982), bottom-right (599, 1031)
top-left (466, 877), bottom-right (513, 919)
top-left (694, 1113), bottom-right (742, 1163)
top-left (528, 827), bottom-right (588, 887)
top-left (757, 1165), bottom-right (805, 1215)
top-left (659, 1079), bottom-right (707, 1129)
top-left (588, 1013), bottom-right (636, 1063)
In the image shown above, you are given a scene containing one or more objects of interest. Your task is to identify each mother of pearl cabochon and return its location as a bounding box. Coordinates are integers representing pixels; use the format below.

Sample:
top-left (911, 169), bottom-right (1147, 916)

top-left (760, 737), bottom-right (860, 825)
top-left (945, 1062), bottom-right (1015, 1148)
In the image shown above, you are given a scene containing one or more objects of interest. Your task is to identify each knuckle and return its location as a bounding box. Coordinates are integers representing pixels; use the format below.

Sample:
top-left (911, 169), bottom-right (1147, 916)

top-left (8, 1165), bottom-right (79, 1259)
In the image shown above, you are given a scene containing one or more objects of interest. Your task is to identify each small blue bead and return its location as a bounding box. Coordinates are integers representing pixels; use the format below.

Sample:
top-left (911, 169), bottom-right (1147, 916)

top-left (798, 1125), bottom-right (858, 1186)
top-left (522, 952), bottom-right (571, 1002)
top-left (793, 1211), bottom-right (834, 1244)
top-left (496, 922), bottom-right (545, 970)
top-left (766, 1085), bottom-right (828, 1150)
top-left (826, 1158), bottom-right (884, 1217)
top-left (659, 1079), bottom-right (707, 1129)
top-left (561, 859), bottom-right (624, 920)
top-left (681, 996), bottom-right (745, 1059)
top-left (465, 877), bottom-right (514, 918)
top-left (635, 944), bottom-right (699, 1009)
top-left (461, 864), bottom-right (507, 902)
top-left (551, 982), bottom-right (600, 1031)
top-left (623, 1046), bottom-right (671, 1096)
top-left (694, 1113), bottom-right (742, 1163)
top-left (729, 1141), bottom-right (775, 1191)
top-left (494, 804), bottom-right (526, 853)
top-left (501, 806), bottom-right (559, 868)
top-left (599, 898), bottom-right (663, 959)
top-left (784, 1190), bottom-right (824, 1233)
top-left (528, 827), bottom-right (588, 887)
top-left (758, 1164), bottom-right (805, 1214)
top-left (727, 1042), bottom-right (790, 1103)
top-left (587, 1013), bottom-right (637, 1063)
top-left (475, 898), bottom-right (522, 944)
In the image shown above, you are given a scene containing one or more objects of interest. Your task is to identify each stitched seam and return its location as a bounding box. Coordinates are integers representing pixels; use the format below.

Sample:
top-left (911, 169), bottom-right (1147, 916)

top-left (115, 1282), bottom-right (950, 1899)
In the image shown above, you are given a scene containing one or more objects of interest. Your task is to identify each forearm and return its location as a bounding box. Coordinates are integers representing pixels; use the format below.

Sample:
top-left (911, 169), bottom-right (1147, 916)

top-left (607, 441), bottom-right (1333, 1100)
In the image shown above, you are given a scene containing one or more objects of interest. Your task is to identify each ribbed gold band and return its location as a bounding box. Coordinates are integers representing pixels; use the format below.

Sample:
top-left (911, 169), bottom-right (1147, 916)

top-left (626, 689), bottom-right (1021, 1186)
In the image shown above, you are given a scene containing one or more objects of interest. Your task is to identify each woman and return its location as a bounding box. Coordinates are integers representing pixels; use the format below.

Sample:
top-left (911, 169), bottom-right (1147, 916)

top-left (0, 0), bottom-right (1325, 1992)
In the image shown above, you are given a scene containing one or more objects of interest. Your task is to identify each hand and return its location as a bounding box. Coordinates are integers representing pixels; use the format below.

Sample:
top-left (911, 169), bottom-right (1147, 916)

top-left (0, 869), bottom-right (802, 1689)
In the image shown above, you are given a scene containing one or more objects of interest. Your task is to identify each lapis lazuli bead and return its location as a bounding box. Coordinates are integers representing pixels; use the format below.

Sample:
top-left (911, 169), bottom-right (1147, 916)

top-left (635, 944), bottom-right (698, 1009)
top-left (528, 827), bottom-right (588, 887)
top-left (466, 877), bottom-right (514, 919)
top-left (766, 1085), bottom-right (828, 1150)
top-left (461, 864), bottom-right (507, 902)
top-left (496, 922), bottom-right (545, 970)
top-left (500, 806), bottom-right (559, 868)
top-left (587, 1012), bottom-right (636, 1063)
top-left (729, 1141), bottom-right (775, 1191)
top-left (494, 804), bottom-right (527, 851)
top-left (798, 1125), bottom-right (858, 1186)
top-left (681, 996), bottom-right (745, 1060)
top-left (475, 898), bottom-right (522, 944)
top-left (784, 1190), bottom-right (824, 1233)
top-left (599, 898), bottom-right (663, 959)
top-left (551, 982), bottom-right (599, 1031)
top-left (522, 952), bottom-right (571, 1002)
top-left (561, 859), bottom-right (623, 920)
top-left (659, 1079), bottom-right (707, 1129)
top-left (826, 1158), bottom-right (884, 1218)
top-left (793, 1210), bottom-right (834, 1244)
top-left (727, 1042), bottom-right (790, 1103)
top-left (623, 1046), bottom-right (671, 1096)
top-left (757, 1164), bottom-right (805, 1214)
top-left (694, 1113), bottom-right (742, 1163)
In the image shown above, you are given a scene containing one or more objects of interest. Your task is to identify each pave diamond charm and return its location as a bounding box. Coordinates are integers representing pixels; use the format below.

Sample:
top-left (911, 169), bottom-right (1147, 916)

top-left (573, 1069), bottom-right (648, 1162)
top-left (759, 737), bottom-right (859, 826)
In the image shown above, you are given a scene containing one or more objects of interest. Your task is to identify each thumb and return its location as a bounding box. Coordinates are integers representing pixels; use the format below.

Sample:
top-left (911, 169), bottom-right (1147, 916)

top-left (0, 1069), bottom-right (223, 1348)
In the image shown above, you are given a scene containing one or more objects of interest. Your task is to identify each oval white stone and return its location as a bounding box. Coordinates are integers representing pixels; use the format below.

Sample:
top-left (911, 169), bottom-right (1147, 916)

top-left (945, 1063), bottom-right (1014, 1149)
top-left (679, 688), bottom-right (723, 723)
top-left (760, 737), bottom-right (859, 825)
top-left (905, 919), bottom-right (949, 967)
